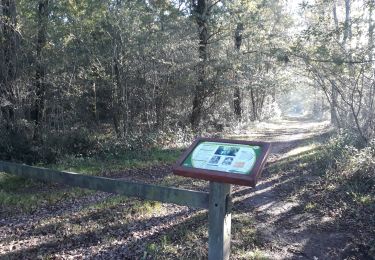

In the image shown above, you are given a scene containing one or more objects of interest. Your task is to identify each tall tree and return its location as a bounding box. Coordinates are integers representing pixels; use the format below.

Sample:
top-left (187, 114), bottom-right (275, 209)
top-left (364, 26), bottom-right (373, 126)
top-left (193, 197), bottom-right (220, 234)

top-left (330, 0), bottom-right (340, 126)
top-left (0, 0), bottom-right (18, 122)
top-left (300, 0), bottom-right (374, 142)
top-left (31, 0), bottom-right (49, 138)
top-left (190, 0), bottom-right (209, 130)
top-left (233, 23), bottom-right (243, 121)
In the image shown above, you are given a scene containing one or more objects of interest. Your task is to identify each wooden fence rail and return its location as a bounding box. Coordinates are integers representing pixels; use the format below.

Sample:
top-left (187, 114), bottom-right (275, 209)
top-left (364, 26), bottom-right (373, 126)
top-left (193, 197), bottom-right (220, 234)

top-left (0, 161), bottom-right (209, 209)
top-left (0, 161), bottom-right (232, 260)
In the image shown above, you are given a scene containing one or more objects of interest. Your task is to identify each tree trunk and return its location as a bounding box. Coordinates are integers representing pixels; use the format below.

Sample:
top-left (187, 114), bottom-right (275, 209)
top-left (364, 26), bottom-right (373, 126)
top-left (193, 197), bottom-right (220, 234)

top-left (368, 3), bottom-right (374, 61)
top-left (233, 87), bottom-right (241, 120)
top-left (155, 77), bottom-right (169, 130)
top-left (330, 85), bottom-right (339, 126)
top-left (330, 1), bottom-right (340, 127)
top-left (368, 3), bottom-right (375, 137)
top-left (190, 0), bottom-right (209, 131)
top-left (233, 23), bottom-right (243, 121)
top-left (0, 0), bottom-right (18, 123)
top-left (250, 87), bottom-right (257, 121)
top-left (31, 0), bottom-right (49, 139)
top-left (342, 0), bottom-right (351, 44)
top-left (91, 82), bottom-right (98, 123)
top-left (112, 41), bottom-right (124, 138)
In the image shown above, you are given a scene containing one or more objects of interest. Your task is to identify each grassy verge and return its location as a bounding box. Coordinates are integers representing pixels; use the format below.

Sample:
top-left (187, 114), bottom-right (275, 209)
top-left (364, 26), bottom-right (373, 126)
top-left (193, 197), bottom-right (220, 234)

top-left (0, 173), bottom-right (93, 215)
top-left (50, 148), bottom-right (183, 175)
top-left (140, 211), bottom-right (267, 260)
top-left (0, 148), bottom-right (182, 215)
top-left (142, 211), bottom-right (208, 260)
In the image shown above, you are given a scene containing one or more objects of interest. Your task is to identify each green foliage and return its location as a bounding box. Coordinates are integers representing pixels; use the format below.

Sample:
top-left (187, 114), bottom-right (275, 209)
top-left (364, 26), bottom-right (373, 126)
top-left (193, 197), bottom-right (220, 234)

top-left (331, 137), bottom-right (375, 192)
top-left (0, 120), bottom-right (34, 163)
top-left (0, 123), bottom-right (100, 163)
top-left (45, 128), bottom-right (100, 158)
top-left (314, 136), bottom-right (375, 255)
top-left (315, 133), bottom-right (358, 171)
top-left (0, 119), bottom-right (185, 164)
top-left (297, 0), bottom-right (375, 141)
top-left (315, 133), bottom-right (374, 177)
top-left (1, 0), bottom-right (296, 164)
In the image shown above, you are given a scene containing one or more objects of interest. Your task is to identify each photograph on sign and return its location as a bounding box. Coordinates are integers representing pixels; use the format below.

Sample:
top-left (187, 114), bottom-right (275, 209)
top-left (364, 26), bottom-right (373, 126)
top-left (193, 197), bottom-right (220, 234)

top-left (182, 142), bottom-right (261, 175)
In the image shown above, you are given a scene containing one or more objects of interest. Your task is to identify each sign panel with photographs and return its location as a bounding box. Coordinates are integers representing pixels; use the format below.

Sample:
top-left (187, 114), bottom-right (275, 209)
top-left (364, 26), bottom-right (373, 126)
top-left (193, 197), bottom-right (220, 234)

top-left (173, 138), bottom-right (271, 187)
top-left (182, 142), bottom-right (261, 175)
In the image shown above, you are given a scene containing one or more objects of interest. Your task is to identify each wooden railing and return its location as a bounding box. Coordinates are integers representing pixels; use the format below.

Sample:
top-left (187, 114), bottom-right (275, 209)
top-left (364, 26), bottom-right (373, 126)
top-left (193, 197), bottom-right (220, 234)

top-left (0, 161), bottom-right (233, 260)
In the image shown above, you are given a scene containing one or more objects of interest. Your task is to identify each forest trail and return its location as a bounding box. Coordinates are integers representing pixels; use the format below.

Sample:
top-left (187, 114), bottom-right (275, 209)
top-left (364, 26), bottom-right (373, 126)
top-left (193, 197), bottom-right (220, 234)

top-left (1, 118), bottom-right (354, 260)
top-left (230, 118), bottom-right (352, 259)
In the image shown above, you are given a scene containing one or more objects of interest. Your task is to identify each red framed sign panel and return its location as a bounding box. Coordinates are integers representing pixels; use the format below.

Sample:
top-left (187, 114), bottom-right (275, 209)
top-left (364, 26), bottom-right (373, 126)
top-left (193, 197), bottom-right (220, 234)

top-left (173, 138), bottom-right (271, 187)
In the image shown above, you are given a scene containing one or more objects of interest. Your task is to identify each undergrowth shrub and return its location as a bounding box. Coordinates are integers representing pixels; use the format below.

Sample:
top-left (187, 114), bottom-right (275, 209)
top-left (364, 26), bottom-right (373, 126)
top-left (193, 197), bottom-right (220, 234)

top-left (310, 133), bottom-right (375, 205)
top-left (321, 136), bottom-right (375, 257)
top-left (96, 127), bottom-right (194, 159)
top-left (311, 132), bottom-right (358, 172)
top-left (0, 120), bottom-right (35, 163)
top-left (0, 120), bottom-right (195, 165)
top-left (0, 122), bottom-right (100, 164)
top-left (45, 128), bottom-right (100, 158)
top-left (338, 139), bottom-right (375, 190)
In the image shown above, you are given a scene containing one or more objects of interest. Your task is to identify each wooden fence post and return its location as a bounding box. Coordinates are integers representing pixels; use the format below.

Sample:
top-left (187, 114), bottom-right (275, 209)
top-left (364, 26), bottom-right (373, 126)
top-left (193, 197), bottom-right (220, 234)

top-left (208, 182), bottom-right (232, 260)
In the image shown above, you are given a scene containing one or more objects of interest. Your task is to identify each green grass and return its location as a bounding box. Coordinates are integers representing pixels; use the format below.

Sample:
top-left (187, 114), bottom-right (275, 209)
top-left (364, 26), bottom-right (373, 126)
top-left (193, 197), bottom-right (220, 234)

top-left (140, 212), bottom-right (265, 260)
top-left (159, 174), bottom-right (208, 191)
top-left (236, 249), bottom-right (269, 260)
top-left (142, 211), bottom-right (208, 260)
top-left (0, 173), bottom-right (92, 214)
top-left (231, 213), bottom-right (262, 259)
top-left (50, 148), bottom-right (183, 175)
top-left (0, 148), bottom-right (182, 215)
top-left (87, 195), bottom-right (162, 215)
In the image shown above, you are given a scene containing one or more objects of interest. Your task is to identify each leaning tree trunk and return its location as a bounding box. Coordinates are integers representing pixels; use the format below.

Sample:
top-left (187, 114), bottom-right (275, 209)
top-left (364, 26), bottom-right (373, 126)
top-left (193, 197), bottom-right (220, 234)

top-left (190, 0), bottom-right (209, 131)
top-left (31, 0), bottom-right (49, 140)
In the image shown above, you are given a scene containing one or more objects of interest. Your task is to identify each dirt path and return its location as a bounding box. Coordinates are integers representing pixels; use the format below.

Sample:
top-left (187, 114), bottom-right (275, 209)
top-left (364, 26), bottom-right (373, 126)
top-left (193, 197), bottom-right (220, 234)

top-left (2, 118), bottom-right (352, 260)
top-left (230, 118), bottom-right (351, 259)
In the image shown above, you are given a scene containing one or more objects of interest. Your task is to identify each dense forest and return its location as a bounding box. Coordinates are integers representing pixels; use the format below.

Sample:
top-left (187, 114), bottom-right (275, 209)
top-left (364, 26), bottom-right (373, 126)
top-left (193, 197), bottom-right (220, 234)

top-left (1, 0), bottom-right (374, 161)
top-left (1, 1), bottom-right (375, 259)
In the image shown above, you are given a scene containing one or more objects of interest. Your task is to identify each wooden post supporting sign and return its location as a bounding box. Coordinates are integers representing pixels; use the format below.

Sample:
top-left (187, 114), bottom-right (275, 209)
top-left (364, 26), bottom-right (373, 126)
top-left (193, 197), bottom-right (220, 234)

top-left (208, 182), bottom-right (232, 260)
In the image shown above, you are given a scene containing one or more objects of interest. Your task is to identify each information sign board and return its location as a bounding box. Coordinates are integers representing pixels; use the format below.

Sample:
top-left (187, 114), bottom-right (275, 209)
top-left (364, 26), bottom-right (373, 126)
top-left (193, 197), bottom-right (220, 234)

top-left (173, 138), bottom-right (271, 187)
